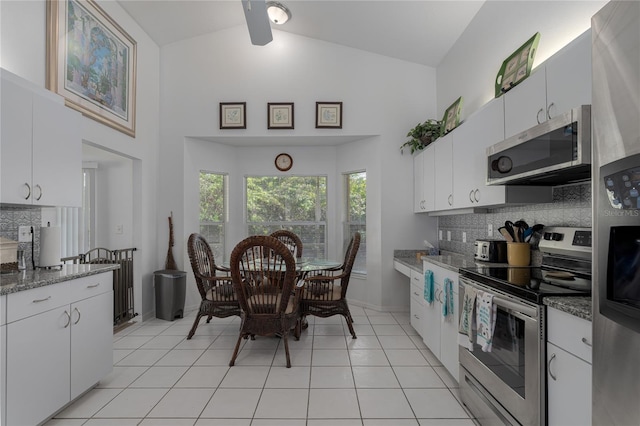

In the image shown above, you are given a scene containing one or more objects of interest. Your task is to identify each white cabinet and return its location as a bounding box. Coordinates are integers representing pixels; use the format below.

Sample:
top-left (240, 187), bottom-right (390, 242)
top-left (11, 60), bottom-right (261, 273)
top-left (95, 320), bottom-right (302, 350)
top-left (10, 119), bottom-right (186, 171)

top-left (5, 272), bottom-right (113, 426)
top-left (452, 99), bottom-right (509, 209)
top-left (423, 260), bottom-right (459, 379)
top-left (0, 69), bottom-right (82, 207)
top-left (0, 295), bottom-right (5, 426)
top-left (433, 134), bottom-right (454, 210)
top-left (416, 99), bottom-right (551, 214)
top-left (504, 30), bottom-right (591, 138)
top-left (413, 150), bottom-right (425, 212)
top-left (413, 144), bottom-right (435, 212)
top-left (409, 269), bottom-right (426, 337)
top-left (546, 307), bottom-right (592, 426)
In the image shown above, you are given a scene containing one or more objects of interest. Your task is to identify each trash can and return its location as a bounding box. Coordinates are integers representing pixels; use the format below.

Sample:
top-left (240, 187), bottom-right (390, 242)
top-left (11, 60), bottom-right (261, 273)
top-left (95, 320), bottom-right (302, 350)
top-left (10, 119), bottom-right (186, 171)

top-left (154, 269), bottom-right (186, 321)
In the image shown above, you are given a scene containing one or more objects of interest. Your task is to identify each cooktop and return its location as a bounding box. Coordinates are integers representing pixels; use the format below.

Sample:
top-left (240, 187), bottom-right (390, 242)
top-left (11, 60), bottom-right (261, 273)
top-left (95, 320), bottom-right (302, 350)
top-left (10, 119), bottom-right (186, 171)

top-left (459, 265), bottom-right (591, 304)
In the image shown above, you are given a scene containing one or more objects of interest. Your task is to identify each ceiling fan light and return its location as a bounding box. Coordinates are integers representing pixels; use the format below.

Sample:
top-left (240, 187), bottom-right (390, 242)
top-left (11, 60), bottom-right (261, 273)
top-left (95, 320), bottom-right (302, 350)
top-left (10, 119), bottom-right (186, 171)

top-left (266, 2), bottom-right (291, 25)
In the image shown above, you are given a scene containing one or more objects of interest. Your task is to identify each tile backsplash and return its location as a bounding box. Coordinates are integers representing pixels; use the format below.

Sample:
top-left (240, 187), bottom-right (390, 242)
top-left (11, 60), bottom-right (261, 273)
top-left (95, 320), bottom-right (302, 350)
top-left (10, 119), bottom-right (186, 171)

top-left (437, 182), bottom-right (591, 258)
top-left (0, 206), bottom-right (41, 269)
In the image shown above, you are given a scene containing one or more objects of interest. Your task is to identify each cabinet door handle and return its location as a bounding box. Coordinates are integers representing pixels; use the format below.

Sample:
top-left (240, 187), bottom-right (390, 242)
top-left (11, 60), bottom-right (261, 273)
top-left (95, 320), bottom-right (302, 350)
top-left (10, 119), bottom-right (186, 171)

top-left (74, 307), bottom-right (81, 325)
top-left (413, 314), bottom-right (420, 320)
top-left (474, 189), bottom-right (480, 202)
top-left (87, 283), bottom-right (100, 289)
top-left (34, 184), bottom-right (42, 201)
top-left (546, 102), bottom-right (555, 119)
top-left (448, 194), bottom-right (453, 206)
top-left (469, 190), bottom-right (474, 203)
top-left (548, 353), bottom-right (557, 381)
top-left (581, 337), bottom-right (592, 347)
top-left (63, 310), bottom-right (71, 328)
top-left (413, 291), bottom-right (420, 297)
top-left (536, 108), bottom-right (545, 124)
top-left (23, 183), bottom-right (31, 200)
top-left (33, 296), bottom-right (51, 303)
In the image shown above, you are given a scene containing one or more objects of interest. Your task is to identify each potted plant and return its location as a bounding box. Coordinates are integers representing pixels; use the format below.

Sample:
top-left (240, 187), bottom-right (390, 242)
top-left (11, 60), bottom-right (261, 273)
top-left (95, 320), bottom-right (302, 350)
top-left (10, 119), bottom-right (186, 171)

top-left (400, 119), bottom-right (442, 154)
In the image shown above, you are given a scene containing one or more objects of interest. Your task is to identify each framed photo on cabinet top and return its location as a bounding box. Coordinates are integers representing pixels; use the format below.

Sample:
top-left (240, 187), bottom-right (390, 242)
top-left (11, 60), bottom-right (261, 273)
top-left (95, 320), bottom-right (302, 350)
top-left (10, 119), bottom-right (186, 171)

top-left (316, 102), bottom-right (342, 128)
top-left (441, 96), bottom-right (463, 136)
top-left (268, 103), bottom-right (294, 129)
top-left (220, 102), bottom-right (246, 129)
top-left (46, 0), bottom-right (137, 137)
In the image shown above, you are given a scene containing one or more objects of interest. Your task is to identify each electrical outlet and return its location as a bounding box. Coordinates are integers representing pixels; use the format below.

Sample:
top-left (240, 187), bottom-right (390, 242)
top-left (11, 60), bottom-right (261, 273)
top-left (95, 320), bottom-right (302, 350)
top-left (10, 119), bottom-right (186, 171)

top-left (18, 226), bottom-right (32, 242)
top-left (488, 223), bottom-right (493, 237)
top-left (447, 230), bottom-right (451, 241)
top-left (115, 224), bottom-right (123, 234)
top-left (462, 232), bottom-right (467, 243)
top-left (439, 230), bottom-right (443, 240)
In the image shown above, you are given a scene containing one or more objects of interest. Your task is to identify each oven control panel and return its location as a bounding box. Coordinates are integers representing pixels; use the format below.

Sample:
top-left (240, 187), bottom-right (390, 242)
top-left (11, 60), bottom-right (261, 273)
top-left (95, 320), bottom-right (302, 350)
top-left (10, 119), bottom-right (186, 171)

top-left (539, 227), bottom-right (592, 260)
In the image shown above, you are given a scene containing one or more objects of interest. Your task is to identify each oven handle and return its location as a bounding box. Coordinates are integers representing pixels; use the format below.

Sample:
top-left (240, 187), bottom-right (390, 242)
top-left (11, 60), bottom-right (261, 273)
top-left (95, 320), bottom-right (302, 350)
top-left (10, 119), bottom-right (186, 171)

top-left (459, 276), bottom-right (538, 319)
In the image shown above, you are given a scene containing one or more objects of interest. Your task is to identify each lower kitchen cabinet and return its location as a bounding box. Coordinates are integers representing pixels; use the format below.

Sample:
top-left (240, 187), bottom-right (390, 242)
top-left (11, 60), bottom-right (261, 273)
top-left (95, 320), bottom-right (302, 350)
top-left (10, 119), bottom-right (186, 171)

top-left (5, 272), bottom-right (113, 426)
top-left (423, 260), bottom-right (459, 379)
top-left (546, 306), bottom-right (592, 426)
top-left (409, 269), bottom-right (427, 337)
top-left (0, 294), bottom-right (5, 426)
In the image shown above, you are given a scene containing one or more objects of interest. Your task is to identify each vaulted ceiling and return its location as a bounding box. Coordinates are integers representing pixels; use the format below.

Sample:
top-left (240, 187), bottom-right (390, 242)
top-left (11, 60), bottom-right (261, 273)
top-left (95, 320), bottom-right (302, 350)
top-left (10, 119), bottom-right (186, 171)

top-left (117, 0), bottom-right (485, 66)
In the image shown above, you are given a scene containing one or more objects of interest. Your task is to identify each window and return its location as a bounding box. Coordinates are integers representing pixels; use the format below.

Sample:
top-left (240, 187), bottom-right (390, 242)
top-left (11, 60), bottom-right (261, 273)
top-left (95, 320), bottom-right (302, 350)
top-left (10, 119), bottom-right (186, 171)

top-left (246, 176), bottom-right (327, 258)
top-left (344, 171), bottom-right (366, 274)
top-left (199, 171), bottom-right (227, 261)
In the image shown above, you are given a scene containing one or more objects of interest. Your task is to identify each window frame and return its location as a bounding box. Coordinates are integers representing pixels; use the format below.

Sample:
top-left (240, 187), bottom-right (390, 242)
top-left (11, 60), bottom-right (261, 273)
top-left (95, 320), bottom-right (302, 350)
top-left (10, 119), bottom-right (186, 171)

top-left (343, 170), bottom-right (366, 276)
top-left (199, 170), bottom-right (228, 262)
top-left (244, 174), bottom-right (329, 259)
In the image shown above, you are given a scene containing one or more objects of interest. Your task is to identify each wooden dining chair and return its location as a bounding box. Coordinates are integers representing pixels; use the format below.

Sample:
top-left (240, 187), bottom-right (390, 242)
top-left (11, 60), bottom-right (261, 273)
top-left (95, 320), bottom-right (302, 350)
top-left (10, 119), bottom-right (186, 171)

top-left (300, 232), bottom-right (361, 339)
top-left (186, 233), bottom-right (240, 339)
top-left (229, 235), bottom-right (303, 368)
top-left (269, 229), bottom-right (303, 258)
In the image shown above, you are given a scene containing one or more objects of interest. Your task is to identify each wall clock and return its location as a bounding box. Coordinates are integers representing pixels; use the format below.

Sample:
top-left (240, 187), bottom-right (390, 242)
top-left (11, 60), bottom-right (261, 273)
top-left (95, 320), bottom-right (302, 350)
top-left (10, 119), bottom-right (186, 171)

top-left (275, 153), bottom-right (293, 171)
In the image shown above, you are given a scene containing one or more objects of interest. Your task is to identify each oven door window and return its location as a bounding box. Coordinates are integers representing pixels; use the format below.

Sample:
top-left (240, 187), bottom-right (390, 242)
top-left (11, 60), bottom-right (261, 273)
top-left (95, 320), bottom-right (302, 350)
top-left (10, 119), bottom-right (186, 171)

top-left (471, 305), bottom-right (526, 398)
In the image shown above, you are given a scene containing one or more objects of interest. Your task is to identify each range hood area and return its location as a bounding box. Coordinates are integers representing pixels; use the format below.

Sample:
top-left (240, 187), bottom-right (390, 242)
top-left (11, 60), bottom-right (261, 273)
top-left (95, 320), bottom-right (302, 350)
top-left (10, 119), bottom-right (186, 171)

top-left (486, 105), bottom-right (591, 186)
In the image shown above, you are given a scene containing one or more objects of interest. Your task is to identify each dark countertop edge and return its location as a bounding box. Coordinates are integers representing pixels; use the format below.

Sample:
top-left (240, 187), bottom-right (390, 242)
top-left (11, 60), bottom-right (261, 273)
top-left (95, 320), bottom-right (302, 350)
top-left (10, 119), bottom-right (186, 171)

top-left (544, 296), bottom-right (592, 322)
top-left (0, 264), bottom-right (120, 296)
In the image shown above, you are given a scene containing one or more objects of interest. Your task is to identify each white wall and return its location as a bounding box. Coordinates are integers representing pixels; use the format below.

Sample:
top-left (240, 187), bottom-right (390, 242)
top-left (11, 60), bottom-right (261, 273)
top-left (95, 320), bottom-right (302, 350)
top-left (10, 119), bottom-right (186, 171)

top-left (0, 0), bottom-right (161, 321)
top-left (162, 26), bottom-right (438, 310)
top-left (437, 0), bottom-right (607, 121)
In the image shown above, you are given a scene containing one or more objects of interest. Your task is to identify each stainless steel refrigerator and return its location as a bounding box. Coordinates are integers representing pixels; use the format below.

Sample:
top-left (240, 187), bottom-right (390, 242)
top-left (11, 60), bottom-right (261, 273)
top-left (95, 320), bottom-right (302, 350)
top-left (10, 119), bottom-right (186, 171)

top-left (592, 1), bottom-right (640, 425)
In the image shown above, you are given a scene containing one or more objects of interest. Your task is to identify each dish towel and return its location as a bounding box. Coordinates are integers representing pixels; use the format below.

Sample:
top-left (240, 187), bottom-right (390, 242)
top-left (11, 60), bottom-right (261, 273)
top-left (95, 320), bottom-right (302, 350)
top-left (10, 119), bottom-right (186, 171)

top-left (476, 290), bottom-right (497, 352)
top-left (424, 270), bottom-right (434, 304)
top-left (442, 278), bottom-right (455, 319)
top-left (458, 284), bottom-right (477, 350)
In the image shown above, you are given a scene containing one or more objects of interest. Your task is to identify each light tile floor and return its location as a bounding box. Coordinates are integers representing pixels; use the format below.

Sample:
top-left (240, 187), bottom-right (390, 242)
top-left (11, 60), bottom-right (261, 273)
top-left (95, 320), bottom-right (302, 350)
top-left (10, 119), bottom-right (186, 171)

top-left (45, 305), bottom-right (477, 426)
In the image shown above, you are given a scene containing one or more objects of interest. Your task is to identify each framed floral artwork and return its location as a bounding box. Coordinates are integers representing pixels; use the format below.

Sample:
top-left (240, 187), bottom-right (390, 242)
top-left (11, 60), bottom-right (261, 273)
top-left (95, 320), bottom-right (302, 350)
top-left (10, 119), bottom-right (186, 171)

top-left (315, 102), bottom-right (342, 128)
top-left (441, 96), bottom-right (463, 136)
top-left (46, 0), bottom-right (137, 137)
top-left (268, 103), bottom-right (294, 129)
top-left (220, 102), bottom-right (246, 129)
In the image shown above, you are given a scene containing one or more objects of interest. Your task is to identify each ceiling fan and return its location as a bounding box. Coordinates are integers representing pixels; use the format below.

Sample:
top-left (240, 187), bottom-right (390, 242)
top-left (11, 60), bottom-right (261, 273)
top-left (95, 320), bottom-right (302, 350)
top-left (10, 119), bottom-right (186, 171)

top-left (241, 0), bottom-right (273, 46)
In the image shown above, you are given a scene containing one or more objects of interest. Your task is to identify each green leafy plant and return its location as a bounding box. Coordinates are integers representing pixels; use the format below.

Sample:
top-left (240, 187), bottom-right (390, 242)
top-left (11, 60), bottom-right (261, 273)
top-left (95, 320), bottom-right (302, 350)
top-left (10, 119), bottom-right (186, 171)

top-left (400, 119), bottom-right (442, 154)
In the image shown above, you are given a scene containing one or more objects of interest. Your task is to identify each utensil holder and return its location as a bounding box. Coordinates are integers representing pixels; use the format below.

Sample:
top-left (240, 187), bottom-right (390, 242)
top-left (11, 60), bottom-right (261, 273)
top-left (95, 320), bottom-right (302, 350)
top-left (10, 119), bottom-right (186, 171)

top-left (507, 242), bottom-right (530, 266)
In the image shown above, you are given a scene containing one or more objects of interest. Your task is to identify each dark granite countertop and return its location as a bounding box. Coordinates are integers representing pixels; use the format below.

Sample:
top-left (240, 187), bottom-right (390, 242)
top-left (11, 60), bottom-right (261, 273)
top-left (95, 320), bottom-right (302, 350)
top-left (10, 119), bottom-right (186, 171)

top-left (544, 296), bottom-right (592, 322)
top-left (0, 264), bottom-right (120, 296)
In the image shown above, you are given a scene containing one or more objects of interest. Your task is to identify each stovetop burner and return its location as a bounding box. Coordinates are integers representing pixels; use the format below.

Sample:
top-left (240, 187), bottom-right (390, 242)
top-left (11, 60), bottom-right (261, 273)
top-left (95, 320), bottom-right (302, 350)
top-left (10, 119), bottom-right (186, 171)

top-left (460, 265), bottom-right (590, 304)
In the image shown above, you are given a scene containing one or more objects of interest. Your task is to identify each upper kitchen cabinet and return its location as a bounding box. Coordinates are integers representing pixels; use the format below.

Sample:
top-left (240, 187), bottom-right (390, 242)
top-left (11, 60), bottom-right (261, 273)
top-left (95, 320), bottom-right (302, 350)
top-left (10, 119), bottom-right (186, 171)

top-left (504, 30), bottom-right (592, 139)
top-left (1, 69), bottom-right (82, 207)
top-left (413, 144), bottom-right (435, 212)
top-left (434, 133), bottom-right (454, 210)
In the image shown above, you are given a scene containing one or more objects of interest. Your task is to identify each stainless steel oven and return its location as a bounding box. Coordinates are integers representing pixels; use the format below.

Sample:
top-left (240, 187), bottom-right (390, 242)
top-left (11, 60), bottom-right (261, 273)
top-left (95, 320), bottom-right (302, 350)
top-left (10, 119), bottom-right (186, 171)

top-left (459, 227), bottom-right (592, 425)
top-left (459, 275), bottom-right (544, 426)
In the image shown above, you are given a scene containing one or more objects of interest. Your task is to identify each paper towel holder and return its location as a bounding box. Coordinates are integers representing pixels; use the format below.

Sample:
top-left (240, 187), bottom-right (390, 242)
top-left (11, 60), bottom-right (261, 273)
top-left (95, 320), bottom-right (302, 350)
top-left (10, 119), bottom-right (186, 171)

top-left (38, 222), bottom-right (63, 270)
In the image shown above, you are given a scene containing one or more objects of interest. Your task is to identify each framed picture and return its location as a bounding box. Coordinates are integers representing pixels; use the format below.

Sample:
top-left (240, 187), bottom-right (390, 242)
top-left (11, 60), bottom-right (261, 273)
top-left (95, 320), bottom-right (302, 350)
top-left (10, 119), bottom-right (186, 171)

top-left (441, 96), bottom-right (463, 136)
top-left (495, 32), bottom-right (540, 97)
top-left (268, 103), bottom-right (294, 129)
top-left (315, 102), bottom-right (342, 128)
top-left (46, 0), bottom-right (137, 137)
top-left (219, 102), bottom-right (246, 129)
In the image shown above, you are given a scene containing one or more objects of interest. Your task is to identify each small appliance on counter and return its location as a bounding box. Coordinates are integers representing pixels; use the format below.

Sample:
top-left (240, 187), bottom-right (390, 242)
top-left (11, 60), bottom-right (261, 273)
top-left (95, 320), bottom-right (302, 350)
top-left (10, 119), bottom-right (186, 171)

top-left (0, 237), bottom-right (19, 273)
top-left (474, 239), bottom-right (507, 263)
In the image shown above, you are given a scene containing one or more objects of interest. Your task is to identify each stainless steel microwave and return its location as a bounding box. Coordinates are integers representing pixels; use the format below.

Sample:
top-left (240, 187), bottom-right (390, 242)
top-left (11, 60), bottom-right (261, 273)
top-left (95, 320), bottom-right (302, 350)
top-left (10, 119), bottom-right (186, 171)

top-left (486, 105), bottom-right (591, 185)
